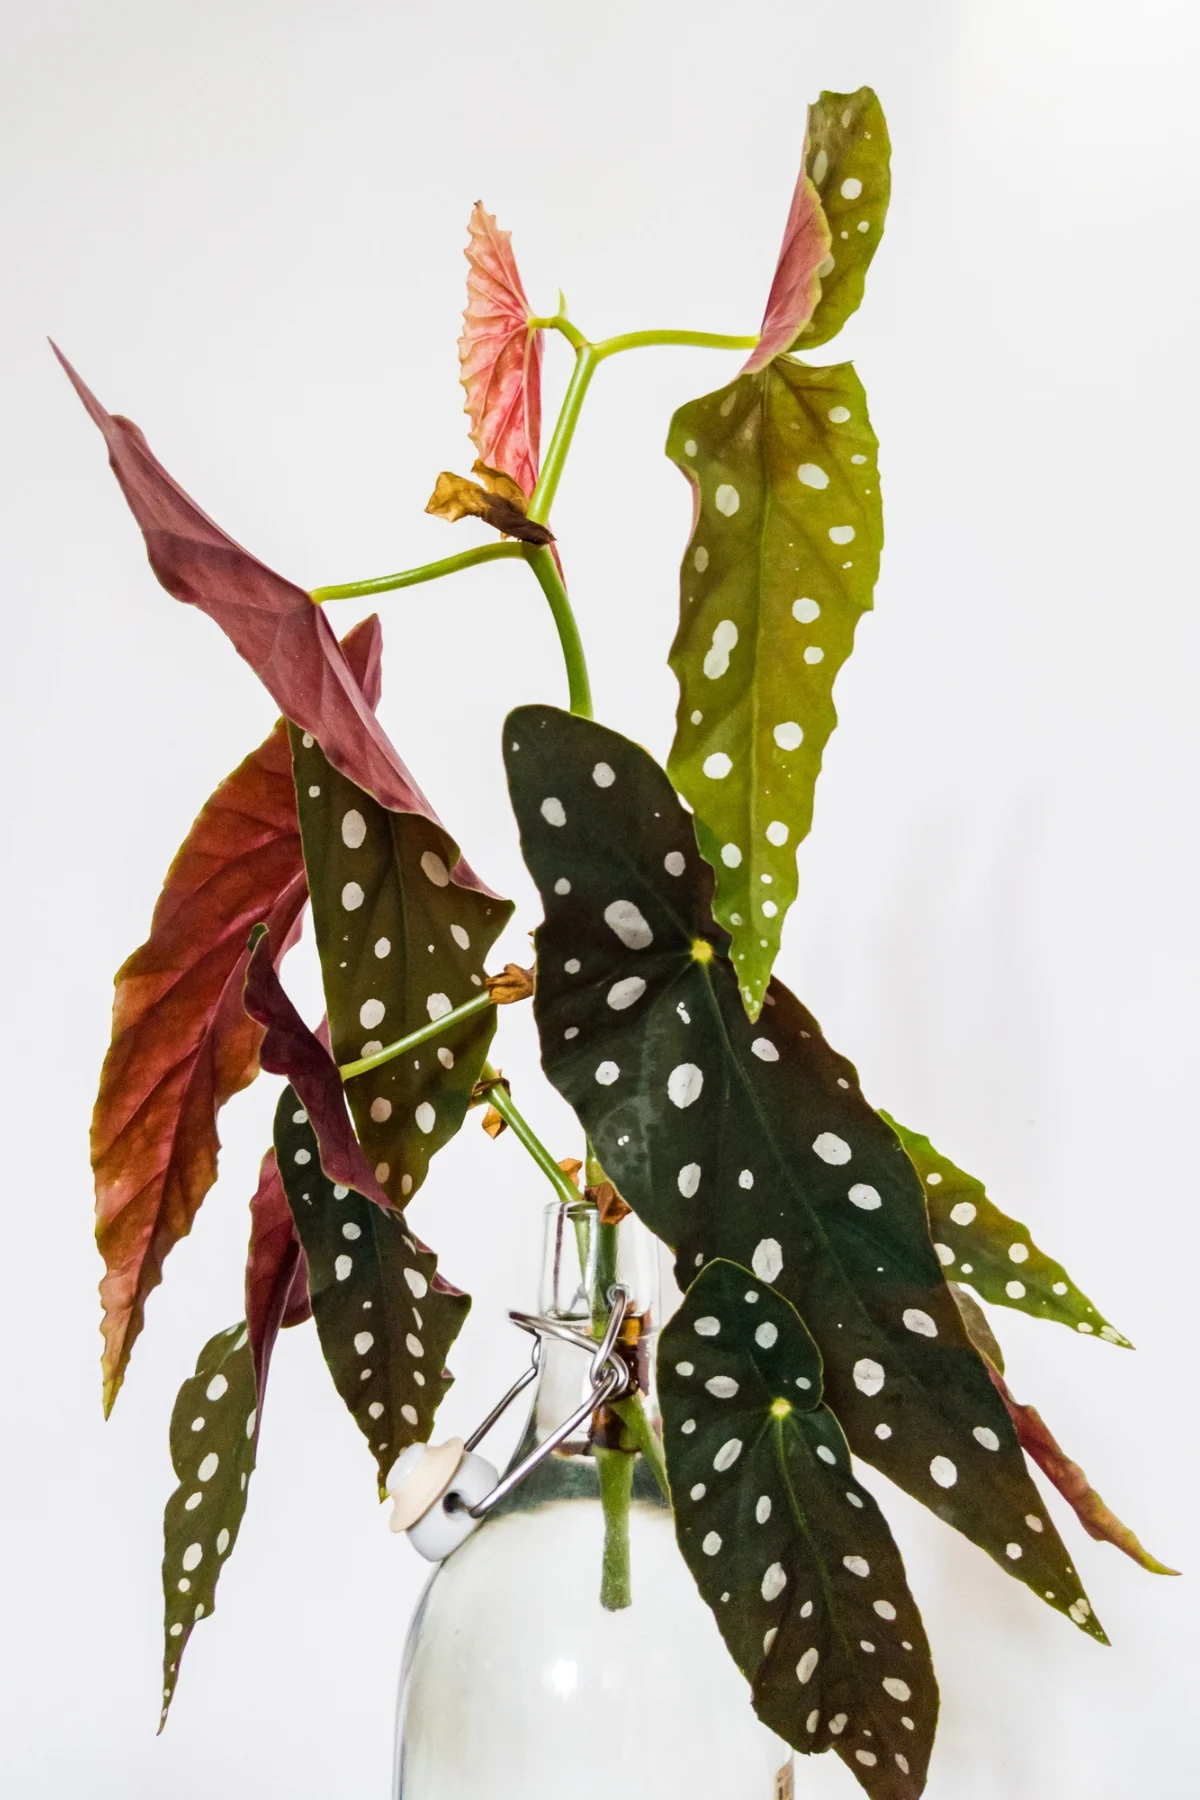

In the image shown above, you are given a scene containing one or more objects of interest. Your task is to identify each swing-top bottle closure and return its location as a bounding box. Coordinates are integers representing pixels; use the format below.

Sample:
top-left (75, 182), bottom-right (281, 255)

top-left (386, 1283), bottom-right (635, 1562)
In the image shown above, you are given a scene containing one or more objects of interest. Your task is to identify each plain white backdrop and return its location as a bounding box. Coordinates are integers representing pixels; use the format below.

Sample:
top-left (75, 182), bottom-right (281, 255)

top-left (2, 1), bottom-right (1196, 1794)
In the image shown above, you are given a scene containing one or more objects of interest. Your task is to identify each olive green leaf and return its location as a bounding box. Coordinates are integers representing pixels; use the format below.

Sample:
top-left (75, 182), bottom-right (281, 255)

top-left (159, 1320), bottom-right (258, 1728)
top-left (289, 725), bottom-right (512, 1209)
top-left (661, 1260), bottom-right (937, 1798)
top-left (503, 705), bottom-right (1103, 1642)
top-left (666, 359), bottom-right (881, 1019)
top-left (273, 1086), bottom-right (470, 1490)
top-left (885, 1116), bottom-right (1131, 1346)
top-left (799, 88), bottom-right (891, 351)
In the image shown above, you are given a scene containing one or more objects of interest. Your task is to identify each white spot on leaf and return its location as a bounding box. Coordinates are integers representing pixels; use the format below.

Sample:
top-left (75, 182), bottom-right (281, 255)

top-left (603, 899), bottom-right (653, 949)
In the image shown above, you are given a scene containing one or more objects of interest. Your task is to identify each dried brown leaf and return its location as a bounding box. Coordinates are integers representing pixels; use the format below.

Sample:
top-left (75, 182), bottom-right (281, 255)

top-left (486, 962), bottom-right (536, 1005)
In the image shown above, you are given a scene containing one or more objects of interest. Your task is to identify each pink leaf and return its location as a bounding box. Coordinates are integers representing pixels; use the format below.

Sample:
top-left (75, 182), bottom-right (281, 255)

top-left (458, 203), bottom-right (543, 500)
top-left (742, 145), bottom-right (832, 373)
top-left (54, 345), bottom-right (500, 902)
top-left (245, 1149), bottom-right (311, 1399)
top-left (242, 929), bottom-right (391, 1210)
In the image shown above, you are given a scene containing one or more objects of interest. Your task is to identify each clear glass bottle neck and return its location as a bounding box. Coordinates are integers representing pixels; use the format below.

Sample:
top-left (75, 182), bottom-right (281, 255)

top-left (532, 1201), bottom-right (661, 1450)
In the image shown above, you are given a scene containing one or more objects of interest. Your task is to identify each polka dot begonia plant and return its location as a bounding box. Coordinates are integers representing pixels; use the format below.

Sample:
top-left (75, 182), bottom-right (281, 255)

top-left (65, 82), bottom-right (1175, 1792)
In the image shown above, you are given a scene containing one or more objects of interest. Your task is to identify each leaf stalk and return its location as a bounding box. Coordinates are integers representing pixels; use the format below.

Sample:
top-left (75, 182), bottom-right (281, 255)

top-left (310, 540), bottom-right (522, 602)
top-left (338, 991), bottom-right (494, 1080)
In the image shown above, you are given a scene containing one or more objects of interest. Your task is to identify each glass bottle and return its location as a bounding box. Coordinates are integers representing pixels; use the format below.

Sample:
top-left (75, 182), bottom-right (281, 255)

top-left (393, 1201), bottom-right (793, 1800)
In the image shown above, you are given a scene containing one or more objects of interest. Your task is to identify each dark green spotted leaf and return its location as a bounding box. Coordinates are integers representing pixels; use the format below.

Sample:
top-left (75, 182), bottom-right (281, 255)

top-left (160, 1319), bottom-right (258, 1728)
top-left (667, 359), bottom-right (882, 1018)
top-left (289, 725), bottom-right (512, 1209)
top-left (797, 88), bottom-right (891, 351)
top-left (273, 1086), bottom-right (470, 1489)
top-left (661, 1261), bottom-right (936, 1798)
top-left (504, 706), bottom-right (1103, 1642)
top-left (885, 1116), bottom-right (1130, 1346)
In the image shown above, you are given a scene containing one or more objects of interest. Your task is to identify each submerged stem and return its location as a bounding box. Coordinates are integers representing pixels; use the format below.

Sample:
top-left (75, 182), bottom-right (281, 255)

top-left (595, 1445), bottom-right (635, 1611)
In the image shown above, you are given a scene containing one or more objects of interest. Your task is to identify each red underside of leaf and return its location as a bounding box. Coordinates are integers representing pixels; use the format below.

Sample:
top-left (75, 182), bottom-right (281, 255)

top-left (458, 202), bottom-right (543, 500)
top-left (91, 725), bottom-right (307, 1413)
top-left (742, 149), bottom-right (832, 373)
top-left (988, 1364), bottom-right (1178, 1577)
top-left (89, 617), bottom-right (380, 1413)
top-left (54, 345), bottom-right (500, 901)
top-left (243, 930), bottom-right (391, 1210)
top-left (245, 1148), bottom-right (311, 1397)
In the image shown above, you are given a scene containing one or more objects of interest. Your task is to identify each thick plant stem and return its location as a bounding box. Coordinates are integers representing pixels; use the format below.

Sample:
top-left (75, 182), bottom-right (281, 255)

top-left (338, 991), bottom-right (493, 1080)
top-left (595, 1446), bottom-right (635, 1611)
top-left (523, 545), bottom-right (593, 718)
top-left (311, 540), bottom-right (521, 602)
top-left (481, 1065), bottom-right (582, 1207)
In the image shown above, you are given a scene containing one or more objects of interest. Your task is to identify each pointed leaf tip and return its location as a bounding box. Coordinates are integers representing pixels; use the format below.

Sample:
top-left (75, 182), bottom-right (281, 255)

top-left (887, 1117), bottom-right (1131, 1344)
top-left (242, 929), bottom-right (390, 1210)
top-left (459, 202), bottom-right (543, 501)
top-left (58, 351), bottom-right (501, 898)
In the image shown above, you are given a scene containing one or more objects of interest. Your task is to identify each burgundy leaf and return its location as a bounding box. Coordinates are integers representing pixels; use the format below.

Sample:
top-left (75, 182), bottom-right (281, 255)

top-left (742, 148), bottom-right (832, 373)
top-left (54, 345), bottom-right (498, 902)
top-left (987, 1365), bottom-right (1180, 1579)
top-left (242, 929), bottom-right (390, 1209)
top-left (458, 203), bottom-right (543, 500)
top-left (89, 617), bottom-right (379, 1414)
top-left (245, 1149), bottom-right (311, 1398)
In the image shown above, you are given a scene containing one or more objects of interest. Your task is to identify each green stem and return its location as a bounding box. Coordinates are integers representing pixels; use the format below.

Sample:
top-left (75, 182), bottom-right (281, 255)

top-left (612, 1393), bottom-right (671, 1503)
top-left (522, 544), bottom-right (593, 718)
top-left (526, 344), bottom-right (601, 526)
top-left (310, 540), bottom-right (522, 602)
top-left (338, 991), bottom-right (494, 1081)
top-left (595, 1446), bottom-right (635, 1611)
top-left (593, 328), bottom-right (759, 360)
top-left (482, 1065), bottom-right (582, 1207)
top-left (526, 312), bottom-right (589, 353)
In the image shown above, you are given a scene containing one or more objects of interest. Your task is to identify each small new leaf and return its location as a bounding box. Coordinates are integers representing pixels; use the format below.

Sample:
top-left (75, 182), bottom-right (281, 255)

top-left (274, 1088), bottom-right (470, 1490)
top-left (160, 1320), bottom-right (258, 1728)
top-left (887, 1117), bottom-right (1130, 1345)
top-left (459, 202), bottom-right (543, 500)
top-left (661, 1261), bottom-right (937, 1797)
top-left (667, 361), bottom-right (882, 1016)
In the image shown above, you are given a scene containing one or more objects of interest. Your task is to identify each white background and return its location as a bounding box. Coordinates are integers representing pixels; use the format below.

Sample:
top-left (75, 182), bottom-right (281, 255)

top-left (2, 1), bottom-right (1196, 1794)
